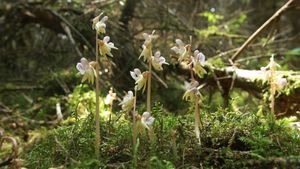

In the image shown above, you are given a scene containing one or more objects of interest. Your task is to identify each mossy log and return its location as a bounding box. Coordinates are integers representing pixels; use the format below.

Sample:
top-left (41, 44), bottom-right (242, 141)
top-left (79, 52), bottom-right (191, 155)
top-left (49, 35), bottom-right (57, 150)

top-left (207, 66), bottom-right (300, 117)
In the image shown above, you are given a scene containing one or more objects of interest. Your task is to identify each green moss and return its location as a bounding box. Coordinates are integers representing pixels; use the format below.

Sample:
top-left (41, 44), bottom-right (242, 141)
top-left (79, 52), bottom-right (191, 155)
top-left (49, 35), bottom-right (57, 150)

top-left (23, 101), bottom-right (300, 168)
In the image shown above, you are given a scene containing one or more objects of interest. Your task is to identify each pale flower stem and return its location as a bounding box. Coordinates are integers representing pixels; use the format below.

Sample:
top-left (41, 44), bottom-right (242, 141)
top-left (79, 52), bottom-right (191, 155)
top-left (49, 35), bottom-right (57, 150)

top-left (189, 36), bottom-right (195, 81)
top-left (189, 35), bottom-right (201, 144)
top-left (195, 95), bottom-right (201, 145)
top-left (190, 69), bottom-right (195, 81)
top-left (133, 88), bottom-right (137, 146)
top-left (270, 68), bottom-right (275, 114)
top-left (108, 104), bottom-right (113, 133)
top-left (147, 50), bottom-right (152, 113)
top-left (95, 32), bottom-right (101, 159)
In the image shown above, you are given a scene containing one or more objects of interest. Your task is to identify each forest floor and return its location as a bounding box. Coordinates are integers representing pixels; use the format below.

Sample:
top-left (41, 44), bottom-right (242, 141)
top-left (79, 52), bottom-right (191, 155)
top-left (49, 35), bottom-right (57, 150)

top-left (1, 83), bottom-right (300, 169)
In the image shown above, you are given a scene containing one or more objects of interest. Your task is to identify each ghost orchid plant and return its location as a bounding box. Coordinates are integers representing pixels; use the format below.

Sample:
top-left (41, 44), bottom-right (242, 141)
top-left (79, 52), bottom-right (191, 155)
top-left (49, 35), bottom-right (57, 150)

top-left (119, 31), bottom-right (170, 167)
top-left (119, 88), bottom-right (139, 149)
top-left (261, 55), bottom-right (287, 114)
top-left (171, 37), bottom-right (206, 145)
top-left (81, 12), bottom-right (118, 158)
top-left (138, 31), bottom-right (168, 114)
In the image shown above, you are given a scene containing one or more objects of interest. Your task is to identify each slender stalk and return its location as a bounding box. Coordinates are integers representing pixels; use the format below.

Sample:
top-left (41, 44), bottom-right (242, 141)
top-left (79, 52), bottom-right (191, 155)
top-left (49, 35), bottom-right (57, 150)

top-left (195, 95), bottom-right (201, 145)
top-left (133, 88), bottom-right (137, 146)
top-left (189, 36), bottom-right (194, 81)
top-left (95, 32), bottom-right (101, 159)
top-left (191, 65), bottom-right (202, 144)
top-left (270, 68), bottom-right (275, 114)
top-left (147, 50), bottom-right (152, 113)
top-left (190, 59), bottom-right (195, 80)
top-left (108, 103), bottom-right (113, 134)
top-left (231, 0), bottom-right (295, 62)
top-left (189, 35), bottom-right (201, 144)
top-left (132, 87), bottom-right (138, 168)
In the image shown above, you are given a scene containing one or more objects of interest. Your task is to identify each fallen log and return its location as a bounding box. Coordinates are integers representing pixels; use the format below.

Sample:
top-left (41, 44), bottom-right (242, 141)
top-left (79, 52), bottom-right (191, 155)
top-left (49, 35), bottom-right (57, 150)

top-left (206, 66), bottom-right (300, 116)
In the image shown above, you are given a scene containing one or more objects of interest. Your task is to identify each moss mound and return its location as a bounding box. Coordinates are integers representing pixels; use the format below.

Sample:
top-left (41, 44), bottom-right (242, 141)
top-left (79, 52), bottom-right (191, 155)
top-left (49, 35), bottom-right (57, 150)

top-left (23, 105), bottom-right (300, 168)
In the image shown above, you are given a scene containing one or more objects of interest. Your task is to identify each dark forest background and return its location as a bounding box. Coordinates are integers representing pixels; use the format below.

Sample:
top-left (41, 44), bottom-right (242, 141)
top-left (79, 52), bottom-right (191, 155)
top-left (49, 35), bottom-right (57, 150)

top-left (1, 0), bottom-right (300, 168)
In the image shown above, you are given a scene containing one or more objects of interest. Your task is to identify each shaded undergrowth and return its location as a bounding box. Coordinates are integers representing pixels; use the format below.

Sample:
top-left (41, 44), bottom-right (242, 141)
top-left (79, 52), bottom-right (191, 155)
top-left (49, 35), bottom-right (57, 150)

top-left (23, 97), bottom-right (300, 169)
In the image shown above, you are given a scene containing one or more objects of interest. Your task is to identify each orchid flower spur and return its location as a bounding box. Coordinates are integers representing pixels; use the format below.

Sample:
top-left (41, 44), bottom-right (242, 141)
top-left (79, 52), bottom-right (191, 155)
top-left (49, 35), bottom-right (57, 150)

top-left (151, 51), bottom-right (169, 71)
top-left (191, 50), bottom-right (207, 78)
top-left (141, 111), bottom-right (155, 130)
top-left (130, 68), bottom-right (148, 93)
top-left (183, 80), bottom-right (201, 102)
top-left (76, 57), bottom-right (96, 84)
top-left (104, 88), bottom-right (117, 106)
top-left (98, 36), bottom-right (118, 57)
top-left (119, 91), bottom-right (135, 112)
top-left (139, 31), bottom-right (156, 62)
top-left (92, 13), bottom-right (108, 34)
top-left (171, 39), bottom-right (189, 62)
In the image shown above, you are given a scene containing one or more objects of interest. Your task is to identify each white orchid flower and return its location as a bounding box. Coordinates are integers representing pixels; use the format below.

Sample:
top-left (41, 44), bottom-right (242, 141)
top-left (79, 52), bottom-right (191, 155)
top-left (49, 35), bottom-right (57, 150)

top-left (260, 55), bottom-right (281, 80)
top-left (260, 55), bottom-right (280, 72)
top-left (191, 50), bottom-right (207, 78)
top-left (276, 77), bottom-right (287, 90)
top-left (119, 91), bottom-right (135, 112)
top-left (104, 88), bottom-right (117, 105)
top-left (171, 39), bottom-right (189, 62)
top-left (92, 13), bottom-right (102, 29)
top-left (142, 31), bottom-right (156, 47)
top-left (92, 13), bottom-right (108, 34)
top-left (130, 68), bottom-right (148, 93)
top-left (139, 31), bottom-right (156, 62)
top-left (183, 80), bottom-right (200, 101)
top-left (151, 51), bottom-right (169, 71)
top-left (139, 44), bottom-right (152, 62)
top-left (141, 111), bottom-right (155, 130)
top-left (266, 55), bottom-right (280, 70)
top-left (76, 57), bottom-right (96, 84)
top-left (98, 36), bottom-right (118, 57)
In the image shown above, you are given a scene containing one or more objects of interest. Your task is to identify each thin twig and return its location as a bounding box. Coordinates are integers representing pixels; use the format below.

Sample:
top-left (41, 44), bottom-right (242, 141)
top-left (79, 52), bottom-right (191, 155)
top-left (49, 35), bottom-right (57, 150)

top-left (231, 0), bottom-right (296, 62)
top-left (206, 65), bottom-right (224, 94)
top-left (47, 8), bottom-right (95, 54)
top-left (61, 22), bottom-right (83, 57)
top-left (211, 36), bottom-right (297, 60)
top-left (235, 54), bottom-right (270, 63)
top-left (141, 62), bottom-right (168, 88)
